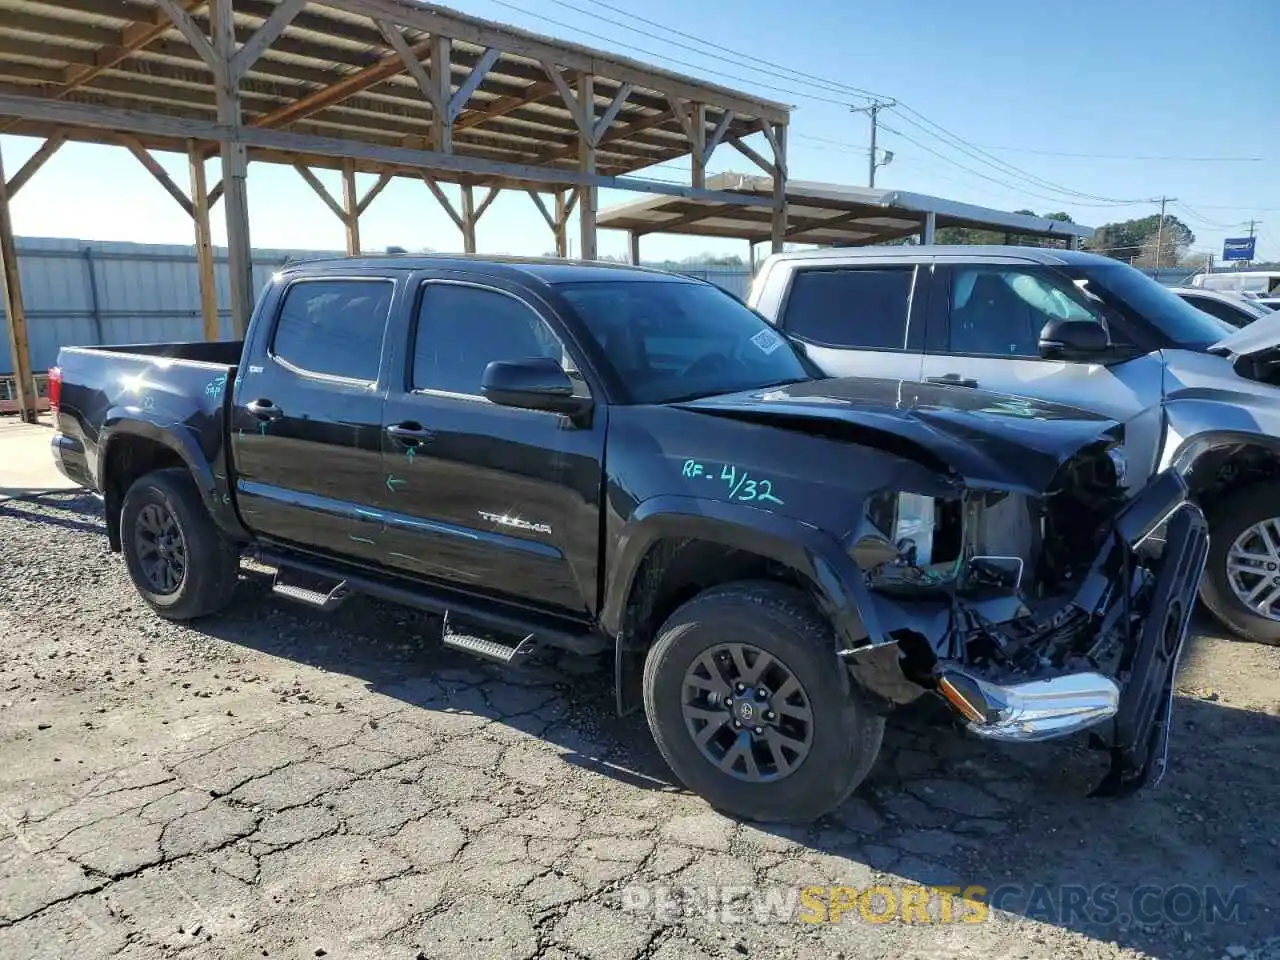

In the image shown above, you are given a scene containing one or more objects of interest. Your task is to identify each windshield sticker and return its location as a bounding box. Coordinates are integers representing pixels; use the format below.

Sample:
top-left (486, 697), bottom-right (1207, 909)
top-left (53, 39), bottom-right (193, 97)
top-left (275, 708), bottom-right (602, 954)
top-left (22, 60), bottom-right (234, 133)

top-left (750, 328), bottom-right (785, 355)
top-left (682, 459), bottom-right (784, 505)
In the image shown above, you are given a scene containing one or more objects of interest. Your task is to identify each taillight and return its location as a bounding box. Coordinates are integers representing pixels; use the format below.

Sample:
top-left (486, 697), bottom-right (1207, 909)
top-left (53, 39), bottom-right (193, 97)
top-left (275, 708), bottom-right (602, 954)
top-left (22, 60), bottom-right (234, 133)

top-left (47, 366), bottom-right (62, 415)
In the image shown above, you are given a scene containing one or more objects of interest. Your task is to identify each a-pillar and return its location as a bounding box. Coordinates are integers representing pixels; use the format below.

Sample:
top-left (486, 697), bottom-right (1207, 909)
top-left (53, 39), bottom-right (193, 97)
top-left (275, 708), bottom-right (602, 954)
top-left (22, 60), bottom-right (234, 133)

top-left (0, 142), bottom-right (36, 423)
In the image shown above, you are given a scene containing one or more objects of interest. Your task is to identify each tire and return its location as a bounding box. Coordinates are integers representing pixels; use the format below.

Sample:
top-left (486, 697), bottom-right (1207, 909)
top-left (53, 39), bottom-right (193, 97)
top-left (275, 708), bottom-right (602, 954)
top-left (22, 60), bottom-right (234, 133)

top-left (642, 580), bottom-right (884, 823)
top-left (1200, 484), bottom-right (1280, 645)
top-left (120, 467), bottom-right (240, 621)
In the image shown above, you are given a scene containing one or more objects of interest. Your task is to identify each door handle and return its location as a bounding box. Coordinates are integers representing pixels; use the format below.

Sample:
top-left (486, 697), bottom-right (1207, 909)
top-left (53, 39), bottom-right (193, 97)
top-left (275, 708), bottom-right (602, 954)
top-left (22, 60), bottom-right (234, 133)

top-left (386, 422), bottom-right (435, 445)
top-left (927, 374), bottom-right (980, 389)
top-left (245, 398), bottom-right (283, 420)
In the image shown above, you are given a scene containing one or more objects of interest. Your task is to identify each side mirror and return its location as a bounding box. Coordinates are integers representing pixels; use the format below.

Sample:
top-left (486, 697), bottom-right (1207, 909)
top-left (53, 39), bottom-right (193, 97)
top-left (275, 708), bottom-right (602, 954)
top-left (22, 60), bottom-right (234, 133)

top-left (1038, 318), bottom-right (1110, 362)
top-left (482, 357), bottom-right (591, 417)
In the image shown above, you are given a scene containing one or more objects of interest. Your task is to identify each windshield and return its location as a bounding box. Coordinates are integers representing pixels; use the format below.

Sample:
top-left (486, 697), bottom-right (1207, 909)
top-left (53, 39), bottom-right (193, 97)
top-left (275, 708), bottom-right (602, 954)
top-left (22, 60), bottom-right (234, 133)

top-left (1070, 263), bottom-right (1236, 350)
top-left (555, 280), bottom-right (812, 403)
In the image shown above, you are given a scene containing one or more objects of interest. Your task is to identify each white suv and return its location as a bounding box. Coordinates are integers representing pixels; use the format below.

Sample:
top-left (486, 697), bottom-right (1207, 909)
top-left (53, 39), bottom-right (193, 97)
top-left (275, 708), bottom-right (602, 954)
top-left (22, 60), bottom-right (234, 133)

top-left (749, 245), bottom-right (1280, 645)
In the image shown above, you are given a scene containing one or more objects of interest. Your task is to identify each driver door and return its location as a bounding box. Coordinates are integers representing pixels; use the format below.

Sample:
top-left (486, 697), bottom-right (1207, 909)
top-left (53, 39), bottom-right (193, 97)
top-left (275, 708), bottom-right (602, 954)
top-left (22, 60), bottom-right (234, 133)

top-left (919, 263), bottom-right (1166, 484)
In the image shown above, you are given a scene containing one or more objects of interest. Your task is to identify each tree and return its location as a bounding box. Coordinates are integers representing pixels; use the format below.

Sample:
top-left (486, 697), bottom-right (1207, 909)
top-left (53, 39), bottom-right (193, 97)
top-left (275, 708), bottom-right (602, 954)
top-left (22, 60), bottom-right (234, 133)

top-left (1085, 214), bottom-right (1194, 264)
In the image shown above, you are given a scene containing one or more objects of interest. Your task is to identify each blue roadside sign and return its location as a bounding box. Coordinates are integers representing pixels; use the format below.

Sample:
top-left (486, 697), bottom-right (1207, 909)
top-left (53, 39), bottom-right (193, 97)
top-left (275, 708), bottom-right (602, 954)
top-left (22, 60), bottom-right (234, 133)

top-left (1223, 237), bottom-right (1257, 261)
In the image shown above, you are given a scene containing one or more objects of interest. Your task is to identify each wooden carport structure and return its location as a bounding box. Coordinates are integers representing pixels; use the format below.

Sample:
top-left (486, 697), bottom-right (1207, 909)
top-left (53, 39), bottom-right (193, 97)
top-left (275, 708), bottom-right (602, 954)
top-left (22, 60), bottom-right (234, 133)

top-left (0, 0), bottom-right (790, 422)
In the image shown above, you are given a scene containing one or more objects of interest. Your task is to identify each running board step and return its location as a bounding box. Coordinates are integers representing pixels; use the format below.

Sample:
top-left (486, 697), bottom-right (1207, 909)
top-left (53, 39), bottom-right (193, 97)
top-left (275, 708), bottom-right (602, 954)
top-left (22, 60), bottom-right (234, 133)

top-left (271, 575), bottom-right (350, 612)
top-left (442, 630), bottom-right (536, 664)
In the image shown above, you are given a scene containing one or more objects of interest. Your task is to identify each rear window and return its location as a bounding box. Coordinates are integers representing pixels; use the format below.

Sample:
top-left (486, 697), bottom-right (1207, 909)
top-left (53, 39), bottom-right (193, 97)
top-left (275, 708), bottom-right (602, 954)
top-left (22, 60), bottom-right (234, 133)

top-left (272, 279), bottom-right (392, 381)
top-left (781, 267), bottom-right (914, 350)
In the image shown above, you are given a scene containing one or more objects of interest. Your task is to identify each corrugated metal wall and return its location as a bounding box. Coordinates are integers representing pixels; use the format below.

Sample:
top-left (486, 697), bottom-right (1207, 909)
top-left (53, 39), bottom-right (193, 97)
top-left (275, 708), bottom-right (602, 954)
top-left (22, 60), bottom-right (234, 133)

top-left (0, 237), bottom-right (754, 374)
top-left (0, 237), bottom-right (340, 374)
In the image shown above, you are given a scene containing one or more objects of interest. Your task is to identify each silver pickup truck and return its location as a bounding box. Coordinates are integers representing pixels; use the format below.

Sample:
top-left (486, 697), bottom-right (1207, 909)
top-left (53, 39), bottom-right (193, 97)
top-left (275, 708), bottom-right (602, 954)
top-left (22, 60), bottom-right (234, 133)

top-left (749, 245), bottom-right (1280, 645)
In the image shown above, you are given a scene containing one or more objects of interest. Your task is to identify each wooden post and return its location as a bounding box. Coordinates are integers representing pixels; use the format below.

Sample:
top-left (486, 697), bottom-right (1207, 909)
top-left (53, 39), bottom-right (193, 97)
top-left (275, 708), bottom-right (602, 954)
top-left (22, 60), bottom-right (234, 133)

top-left (747, 239), bottom-right (755, 275)
top-left (188, 140), bottom-right (220, 340)
top-left (689, 102), bottom-right (707, 190)
top-left (628, 231), bottom-right (641, 266)
top-left (553, 189), bottom-right (569, 258)
top-left (577, 74), bottom-right (597, 261)
top-left (922, 211), bottom-right (937, 245)
top-left (431, 35), bottom-right (453, 153)
top-left (460, 183), bottom-right (476, 253)
top-left (0, 142), bottom-right (36, 423)
top-left (769, 122), bottom-right (788, 254)
top-left (211, 0), bottom-right (253, 336)
top-left (341, 159), bottom-right (360, 255)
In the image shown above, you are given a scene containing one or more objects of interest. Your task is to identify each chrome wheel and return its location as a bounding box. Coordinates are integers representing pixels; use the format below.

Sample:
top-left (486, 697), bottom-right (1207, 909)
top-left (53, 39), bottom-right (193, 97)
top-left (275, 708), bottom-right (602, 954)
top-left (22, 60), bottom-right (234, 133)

top-left (680, 642), bottom-right (813, 783)
top-left (134, 502), bottom-right (187, 595)
top-left (1226, 518), bottom-right (1280, 621)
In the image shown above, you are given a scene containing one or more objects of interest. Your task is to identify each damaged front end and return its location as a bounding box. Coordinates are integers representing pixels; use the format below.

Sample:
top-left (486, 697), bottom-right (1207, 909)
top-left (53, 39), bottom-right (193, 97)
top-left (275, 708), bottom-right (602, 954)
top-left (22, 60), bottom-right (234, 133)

top-left (844, 442), bottom-right (1209, 797)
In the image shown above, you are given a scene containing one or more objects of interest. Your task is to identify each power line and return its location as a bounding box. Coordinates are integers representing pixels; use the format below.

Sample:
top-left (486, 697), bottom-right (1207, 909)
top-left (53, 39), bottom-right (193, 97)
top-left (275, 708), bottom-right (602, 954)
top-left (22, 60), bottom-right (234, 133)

top-left (965, 145), bottom-right (1267, 162)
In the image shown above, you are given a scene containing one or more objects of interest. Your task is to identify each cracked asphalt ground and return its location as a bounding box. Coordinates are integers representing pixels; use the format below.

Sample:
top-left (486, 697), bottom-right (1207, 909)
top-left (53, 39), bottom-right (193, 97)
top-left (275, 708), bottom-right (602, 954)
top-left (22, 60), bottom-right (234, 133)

top-left (2, 490), bottom-right (1279, 960)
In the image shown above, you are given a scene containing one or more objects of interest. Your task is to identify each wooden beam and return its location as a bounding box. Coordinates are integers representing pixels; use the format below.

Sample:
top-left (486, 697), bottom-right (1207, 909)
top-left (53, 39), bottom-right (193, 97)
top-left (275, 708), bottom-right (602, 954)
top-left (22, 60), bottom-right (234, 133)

top-left (727, 136), bottom-right (776, 177)
top-left (4, 134), bottom-right (65, 198)
top-left (578, 74), bottom-right (597, 260)
top-left (527, 190), bottom-right (556, 231)
top-left (534, 108), bottom-right (675, 165)
top-left (208, 179), bottom-right (224, 208)
top-left (59, 1), bottom-right (208, 98)
top-left (593, 83), bottom-right (633, 144)
top-left (230, 0), bottom-right (307, 81)
top-left (562, 188), bottom-right (580, 222)
top-left (0, 143), bottom-right (36, 422)
top-left (704, 109), bottom-right (734, 164)
top-left (210, 0), bottom-right (253, 336)
top-left (342, 159), bottom-right (361, 254)
top-left (422, 175), bottom-right (463, 230)
top-left (0, 92), bottom-right (778, 208)
top-left (656, 203), bottom-right (727, 233)
top-left (431, 35), bottom-right (453, 152)
top-left (153, 0), bottom-right (217, 67)
top-left (689, 102), bottom-right (707, 190)
top-left (785, 207), bottom-right (869, 240)
top-left (312, 0), bottom-right (789, 124)
top-left (769, 122), bottom-right (788, 253)
top-left (553, 188), bottom-right (568, 257)
top-left (255, 32), bottom-right (433, 129)
top-left (474, 187), bottom-right (500, 221)
top-left (120, 135), bottom-right (194, 218)
top-left (666, 95), bottom-right (694, 139)
top-left (356, 171), bottom-right (391, 215)
top-left (294, 163), bottom-right (347, 222)
top-left (448, 48), bottom-right (501, 123)
top-left (188, 140), bottom-right (220, 340)
top-left (543, 64), bottom-right (590, 135)
top-left (455, 79), bottom-right (556, 132)
top-left (375, 20), bottom-right (440, 111)
top-left (460, 183), bottom-right (476, 253)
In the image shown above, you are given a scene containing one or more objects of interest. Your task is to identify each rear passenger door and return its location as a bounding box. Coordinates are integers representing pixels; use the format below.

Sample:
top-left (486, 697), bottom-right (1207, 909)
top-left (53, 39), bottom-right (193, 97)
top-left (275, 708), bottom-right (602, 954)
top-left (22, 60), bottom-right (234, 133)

top-left (230, 276), bottom-right (393, 562)
top-left (773, 264), bottom-right (927, 381)
top-left (375, 276), bottom-right (605, 616)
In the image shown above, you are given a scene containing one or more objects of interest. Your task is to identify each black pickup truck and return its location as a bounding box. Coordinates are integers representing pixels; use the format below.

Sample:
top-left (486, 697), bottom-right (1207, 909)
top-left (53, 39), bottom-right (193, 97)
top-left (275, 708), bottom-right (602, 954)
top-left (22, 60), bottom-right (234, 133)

top-left (50, 255), bottom-right (1208, 821)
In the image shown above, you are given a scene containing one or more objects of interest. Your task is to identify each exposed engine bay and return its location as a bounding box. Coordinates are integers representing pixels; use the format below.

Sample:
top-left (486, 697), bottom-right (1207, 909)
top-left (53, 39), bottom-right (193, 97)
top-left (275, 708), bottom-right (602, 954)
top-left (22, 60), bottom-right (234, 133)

top-left (846, 441), bottom-right (1209, 798)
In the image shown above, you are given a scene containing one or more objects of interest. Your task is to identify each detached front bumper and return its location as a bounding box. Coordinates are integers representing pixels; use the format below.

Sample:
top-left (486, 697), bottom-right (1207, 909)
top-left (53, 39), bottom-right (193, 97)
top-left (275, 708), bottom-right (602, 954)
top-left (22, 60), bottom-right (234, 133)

top-left (944, 470), bottom-right (1209, 795)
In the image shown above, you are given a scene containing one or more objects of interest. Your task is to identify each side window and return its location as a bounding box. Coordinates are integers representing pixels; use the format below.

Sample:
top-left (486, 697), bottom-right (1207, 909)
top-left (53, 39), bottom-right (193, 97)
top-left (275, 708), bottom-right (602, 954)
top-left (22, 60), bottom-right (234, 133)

top-left (272, 279), bottom-right (391, 381)
top-left (781, 267), bottom-right (914, 350)
top-left (947, 267), bottom-right (1104, 358)
top-left (1183, 296), bottom-right (1248, 327)
top-left (413, 283), bottom-right (565, 396)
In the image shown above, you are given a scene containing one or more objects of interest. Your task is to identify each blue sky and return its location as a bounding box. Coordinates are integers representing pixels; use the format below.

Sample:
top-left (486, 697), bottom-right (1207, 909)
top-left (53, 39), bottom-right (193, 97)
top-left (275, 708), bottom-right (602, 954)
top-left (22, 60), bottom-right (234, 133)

top-left (2, 0), bottom-right (1277, 261)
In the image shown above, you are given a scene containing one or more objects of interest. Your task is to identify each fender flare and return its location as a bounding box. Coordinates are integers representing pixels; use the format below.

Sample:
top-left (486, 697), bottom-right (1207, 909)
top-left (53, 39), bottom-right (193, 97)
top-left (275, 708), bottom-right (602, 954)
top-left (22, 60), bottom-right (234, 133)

top-left (603, 495), bottom-right (881, 714)
top-left (99, 413), bottom-right (247, 547)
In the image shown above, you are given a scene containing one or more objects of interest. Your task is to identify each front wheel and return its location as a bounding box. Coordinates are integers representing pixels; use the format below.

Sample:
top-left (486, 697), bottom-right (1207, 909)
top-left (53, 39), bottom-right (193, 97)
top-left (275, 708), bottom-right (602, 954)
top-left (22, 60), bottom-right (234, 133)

top-left (642, 581), bottom-right (884, 823)
top-left (120, 468), bottom-right (240, 621)
top-left (1200, 484), bottom-right (1280, 645)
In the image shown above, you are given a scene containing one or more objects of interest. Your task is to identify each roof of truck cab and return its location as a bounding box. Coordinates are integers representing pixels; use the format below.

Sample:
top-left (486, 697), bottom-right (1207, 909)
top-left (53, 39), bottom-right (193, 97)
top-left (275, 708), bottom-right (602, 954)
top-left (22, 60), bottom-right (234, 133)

top-left (764, 246), bottom-right (1116, 267)
top-left (278, 254), bottom-right (685, 286)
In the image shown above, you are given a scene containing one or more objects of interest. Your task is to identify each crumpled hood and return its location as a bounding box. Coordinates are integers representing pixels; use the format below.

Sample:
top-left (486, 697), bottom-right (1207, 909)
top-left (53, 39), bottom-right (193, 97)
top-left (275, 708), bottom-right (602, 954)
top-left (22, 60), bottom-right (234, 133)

top-left (674, 377), bottom-right (1123, 494)
top-left (1209, 311), bottom-right (1280, 357)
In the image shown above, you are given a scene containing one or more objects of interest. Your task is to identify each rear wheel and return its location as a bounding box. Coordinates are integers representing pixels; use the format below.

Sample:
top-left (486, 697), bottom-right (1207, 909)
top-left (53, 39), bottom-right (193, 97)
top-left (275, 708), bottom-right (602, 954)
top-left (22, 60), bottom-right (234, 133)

top-left (121, 468), bottom-right (240, 620)
top-left (1201, 484), bottom-right (1280, 645)
top-left (642, 581), bottom-right (884, 823)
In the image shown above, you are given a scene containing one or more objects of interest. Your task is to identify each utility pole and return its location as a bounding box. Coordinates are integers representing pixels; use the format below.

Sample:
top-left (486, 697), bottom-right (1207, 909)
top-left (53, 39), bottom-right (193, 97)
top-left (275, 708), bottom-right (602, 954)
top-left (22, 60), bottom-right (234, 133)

top-left (852, 98), bottom-right (895, 188)
top-left (1153, 195), bottom-right (1176, 270)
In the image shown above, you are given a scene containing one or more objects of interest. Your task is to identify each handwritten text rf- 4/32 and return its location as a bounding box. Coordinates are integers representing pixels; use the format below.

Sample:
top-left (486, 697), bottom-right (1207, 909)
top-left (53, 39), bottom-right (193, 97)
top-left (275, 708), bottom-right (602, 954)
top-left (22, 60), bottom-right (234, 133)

top-left (682, 460), bottom-right (784, 505)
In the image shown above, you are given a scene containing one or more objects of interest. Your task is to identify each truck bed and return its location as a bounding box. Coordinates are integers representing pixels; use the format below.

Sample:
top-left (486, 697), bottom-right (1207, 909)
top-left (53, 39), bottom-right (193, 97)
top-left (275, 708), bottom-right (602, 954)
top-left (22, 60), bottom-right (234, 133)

top-left (69, 340), bottom-right (245, 366)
